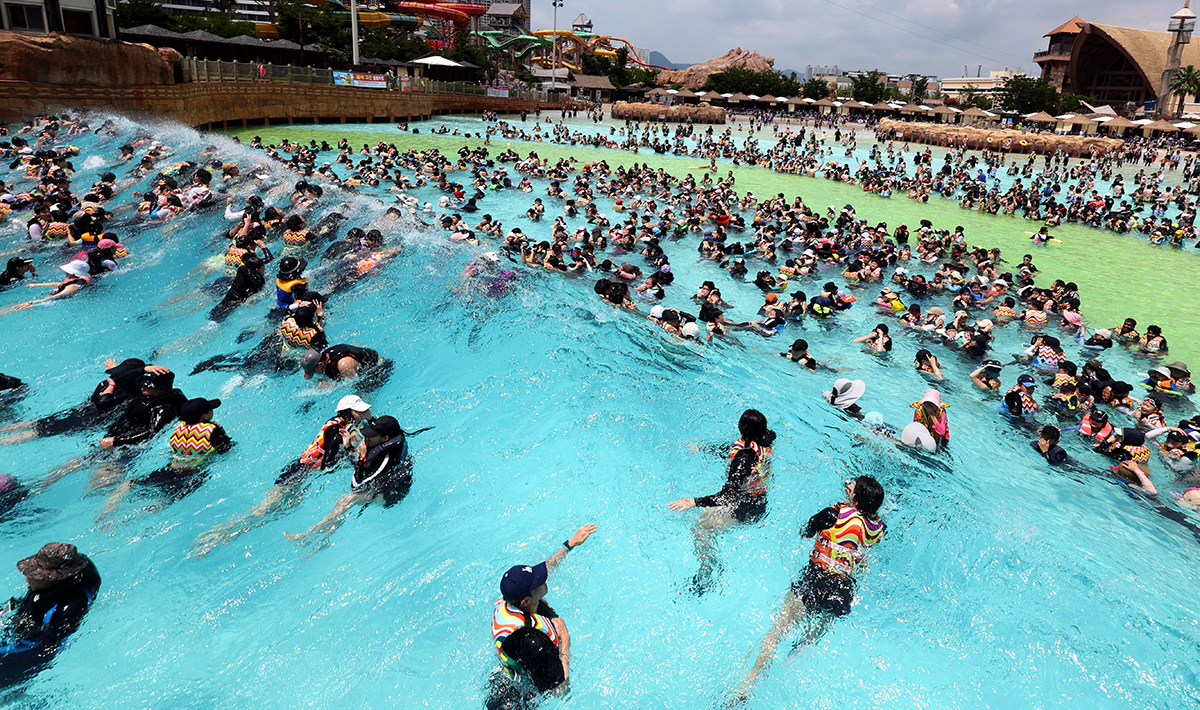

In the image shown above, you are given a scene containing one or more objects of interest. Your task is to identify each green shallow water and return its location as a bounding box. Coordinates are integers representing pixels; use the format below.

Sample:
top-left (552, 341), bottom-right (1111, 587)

top-left (222, 125), bottom-right (1200, 366)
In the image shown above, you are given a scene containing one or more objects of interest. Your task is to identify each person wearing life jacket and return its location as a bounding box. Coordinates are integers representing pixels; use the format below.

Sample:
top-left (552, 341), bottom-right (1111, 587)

top-left (1132, 395), bottom-right (1166, 431)
top-left (273, 256), bottom-right (309, 311)
top-left (1066, 408), bottom-right (1113, 444)
top-left (299, 344), bottom-right (385, 386)
top-left (0, 543), bottom-right (100, 686)
top-left (190, 396), bottom-right (374, 558)
top-left (485, 523), bottom-right (597, 708)
top-left (101, 398), bottom-right (233, 516)
top-left (1163, 362), bottom-right (1193, 392)
top-left (1100, 428), bottom-right (1157, 494)
top-left (284, 415), bottom-right (416, 544)
top-left (279, 304), bottom-right (327, 355)
top-left (1113, 318), bottom-right (1139, 343)
top-left (740, 476), bottom-right (885, 695)
top-left (970, 360), bottom-right (1003, 390)
top-left (1138, 325), bottom-right (1168, 355)
top-left (280, 215), bottom-right (311, 253)
top-left (1005, 374), bottom-right (1040, 417)
top-left (163, 398), bottom-right (232, 470)
top-left (9, 260), bottom-right (91, 311)
top-left (911, 389), bottom-right (949, 448)
top-left (668, 410), bottom-right (776, 594)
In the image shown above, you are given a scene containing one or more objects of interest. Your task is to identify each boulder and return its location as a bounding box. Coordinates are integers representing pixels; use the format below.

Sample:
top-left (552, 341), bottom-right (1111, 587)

top-left (0, 31), bottom-right (175, 86)
top-left (656, 48), bottom-right (774, 88)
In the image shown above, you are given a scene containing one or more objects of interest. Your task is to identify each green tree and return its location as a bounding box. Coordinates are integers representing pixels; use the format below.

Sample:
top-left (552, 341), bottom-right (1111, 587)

top-left (115, 0), bottom-right (169, 28)
top-left (1056, 92), bottom-right (1098, 114)
top-left (1169, 64), bottom-right (1200, 117)
top-left (700, 66), bottom-right (801, 96)
top-left (908, 75), bottom-right (928, 101)
top-left (169, 11), bottom-right (257, 38)
top-left (849, 69), bottom-right (884, 104)
top-left (996, 76), bottom-right (1059, 115)
top-left (273, 0), bottom-right (348, 58)
top-left (800, 76), bottom-right (830, 100)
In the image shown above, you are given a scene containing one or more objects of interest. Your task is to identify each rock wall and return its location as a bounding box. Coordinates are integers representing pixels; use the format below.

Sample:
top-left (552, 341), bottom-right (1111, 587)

top-left (879, 119), bottom-right (1124, 156)
top-left (0, 31), bottom-right (178, 86)
top-left (656, 48), bottom-right (774, 88)
top-left (611, 101), bottom-right (726, 124)
top-left (0, 81), bottom-right (564, 127)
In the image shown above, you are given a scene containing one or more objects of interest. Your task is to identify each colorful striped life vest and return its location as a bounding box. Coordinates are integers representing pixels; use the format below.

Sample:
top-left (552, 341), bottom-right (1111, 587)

top-left (810, 502), bottom-right (885, 578)
top-left (729, 439), bottom-right (769, 497)
top-left (280, 317), bottom-right (320, 350)
top-left (169, 421), bottom-right (217, 465)
top-left (282, 229), bottom-right (310, 247)
top-left (491, 598), bottom-right (559, 675)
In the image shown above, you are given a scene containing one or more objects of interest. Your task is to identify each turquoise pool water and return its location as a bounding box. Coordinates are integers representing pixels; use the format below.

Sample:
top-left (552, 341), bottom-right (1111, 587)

top-left (0, 114), bottom-right (1198, 708)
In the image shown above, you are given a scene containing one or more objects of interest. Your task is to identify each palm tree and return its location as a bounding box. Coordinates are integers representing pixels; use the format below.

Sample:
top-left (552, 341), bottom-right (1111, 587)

top-left (1170, 64), bottom-right (1200, 117)
top-left (909, 76), bottom-right (929, 102)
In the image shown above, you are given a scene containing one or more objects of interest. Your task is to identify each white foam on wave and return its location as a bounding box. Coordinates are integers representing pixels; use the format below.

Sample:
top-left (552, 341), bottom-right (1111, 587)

top-left (81, 155), bottom-right (107, 171)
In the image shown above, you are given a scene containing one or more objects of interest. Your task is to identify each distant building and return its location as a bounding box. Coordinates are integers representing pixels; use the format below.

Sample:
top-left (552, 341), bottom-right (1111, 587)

top-left (1032, 9), bottom-right (1200, 108)
top-left (940, 71), bottom-right (1025, 102)
top-left (482, 2), bottom-right (530, 36)
top-left (1, 0), bottom-right (116, 38)
top-left (806, 65), bottom-right (838, 80)
top-left (155, 0), bottom-right (271, 25)
top-left (570, 12), bottom-right (591, 33)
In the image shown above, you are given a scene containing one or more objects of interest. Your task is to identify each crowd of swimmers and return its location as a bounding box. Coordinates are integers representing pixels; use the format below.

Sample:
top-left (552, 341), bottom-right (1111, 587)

top-left (1, 109), bottom-right (1199, 706)
top-left (383, 108), bottom-right (1200, 249)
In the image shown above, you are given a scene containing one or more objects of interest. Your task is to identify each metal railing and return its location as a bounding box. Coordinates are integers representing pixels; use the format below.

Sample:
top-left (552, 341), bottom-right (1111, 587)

top-left (179, 57), bottom-right (550, 101)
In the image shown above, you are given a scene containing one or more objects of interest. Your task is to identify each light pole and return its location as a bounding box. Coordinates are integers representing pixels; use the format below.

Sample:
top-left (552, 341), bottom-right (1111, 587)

top-left (350, 0), bottom-right (361, 66)
top-left (1159, 1), bottom-right (1196, 114)
top-left (552, 0), bottom-right (562, 90)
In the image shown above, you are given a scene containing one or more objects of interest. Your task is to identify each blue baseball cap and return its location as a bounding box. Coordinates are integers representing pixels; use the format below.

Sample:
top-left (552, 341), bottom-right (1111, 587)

top-left (500, 562), bottom-right (547, 602)
top-left (1017, 374), bottom-right (1036, 387)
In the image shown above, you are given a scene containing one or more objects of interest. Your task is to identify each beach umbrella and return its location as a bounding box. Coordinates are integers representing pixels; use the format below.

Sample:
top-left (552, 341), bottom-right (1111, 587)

top-left (869, 101), bottom-right (895, 111)
top-left (727, 92), bottom-right (751, 102)
top-left (698, 90), bottom-right (723, 101)
top-left (813, 98), bottom-right (836, 107)
top-left (674, 88), bottom-right (698, 99)
top-left (1099, 116), bottom-right (1136, 134)
top-left (1025, 111), bottom-right (1057, 123)
top-left (758, 94), bottom-right (778, 105)
top-left (840, 99), bottom-right (866, 109)
top-left (1185, 124), bottom-right (1200, 135)
top-left (1142, 119), bottom-right (1180, 135)
top-left (899, 103), bottom-right (926, 114)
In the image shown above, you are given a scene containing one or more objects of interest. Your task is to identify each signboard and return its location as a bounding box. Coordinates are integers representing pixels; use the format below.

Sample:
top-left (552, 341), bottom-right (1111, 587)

top-left (1144, 100), bottom-right (1156, 112)
top-left (486, 86), bottom-right (510, 98)
top-left (333, 71), bottom-right (388, 89)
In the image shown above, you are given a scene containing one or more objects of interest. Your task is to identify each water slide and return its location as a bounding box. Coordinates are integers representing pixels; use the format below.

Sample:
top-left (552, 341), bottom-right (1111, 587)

top-left (290, 0), bottom-right (422, 30)
top-left (475, 30), bottom-right (552, 58)
top-left (529, 29), bottom-right (667, 70)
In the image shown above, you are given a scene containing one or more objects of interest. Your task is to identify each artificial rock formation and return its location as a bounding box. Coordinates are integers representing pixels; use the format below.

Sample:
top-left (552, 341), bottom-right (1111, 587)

top-left (0, 31), bottom-right (177, 86)
top-left (879, 119), bottom-right (1124, 156)
top-left (610, 101), bottom-right (726, 124)
top-left (656, 48), bottom-right (774, 88)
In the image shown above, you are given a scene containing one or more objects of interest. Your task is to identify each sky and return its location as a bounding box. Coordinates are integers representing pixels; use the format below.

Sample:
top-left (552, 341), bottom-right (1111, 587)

top-left (528, 0), bottom-right (1188, 79)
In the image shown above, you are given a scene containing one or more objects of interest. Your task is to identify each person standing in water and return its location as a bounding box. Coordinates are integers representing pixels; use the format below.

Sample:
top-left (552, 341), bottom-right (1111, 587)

top-left (668, 409), bottom-right (776, 594)
top-left (487, 523), bottom-right (598, 709)
top-left (737, 476), bottom-right (885, 699)
top-left (0, 543), bottom-right (101, 687)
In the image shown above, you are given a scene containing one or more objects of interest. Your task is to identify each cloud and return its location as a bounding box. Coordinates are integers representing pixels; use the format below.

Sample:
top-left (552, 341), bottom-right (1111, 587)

top-left (528, 0), bottom-right (1185, 79)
